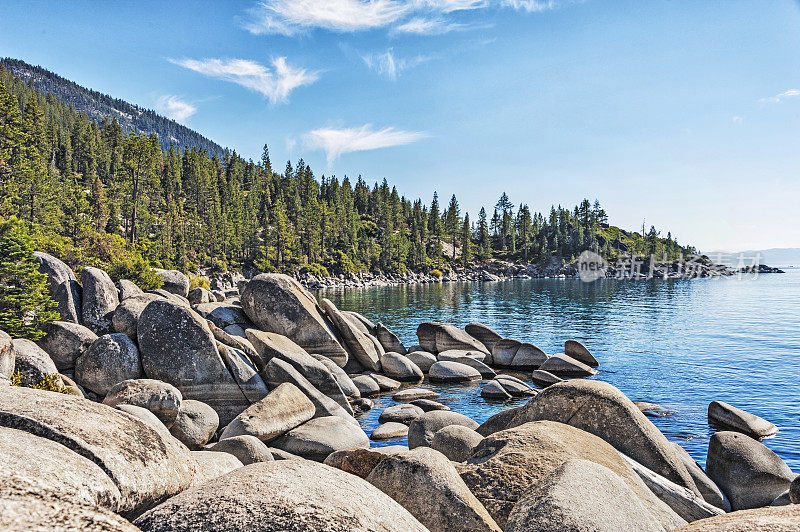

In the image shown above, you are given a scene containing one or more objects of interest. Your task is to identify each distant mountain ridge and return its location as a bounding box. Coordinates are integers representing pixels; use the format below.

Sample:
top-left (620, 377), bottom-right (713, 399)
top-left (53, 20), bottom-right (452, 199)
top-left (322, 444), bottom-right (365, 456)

top-left (1, 57), bottom-right (228, 158)
top-left (705, 248), bottom-right (800, 267)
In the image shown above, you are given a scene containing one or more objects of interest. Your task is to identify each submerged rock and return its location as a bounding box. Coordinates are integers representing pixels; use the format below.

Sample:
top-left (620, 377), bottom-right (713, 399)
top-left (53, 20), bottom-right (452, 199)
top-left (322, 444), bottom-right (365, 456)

top-left (380, 351), bottom-right (424, 381)
top-left (531, 369), bottom-right (562, 388)
top-left (429, 360), bottom-right (482, 382)
top-left (394, 387), bottom-right (440, 401)
top-left (538, 352), bottom-right (597, 377)
top-left (417, 321), bottom-right (489, 355)
top-left (379, 403), bottom-right (425, 425)
top-left (482, 379), bottom-right (512, 400)
top-left (372, 422), bottom-right (410, 440)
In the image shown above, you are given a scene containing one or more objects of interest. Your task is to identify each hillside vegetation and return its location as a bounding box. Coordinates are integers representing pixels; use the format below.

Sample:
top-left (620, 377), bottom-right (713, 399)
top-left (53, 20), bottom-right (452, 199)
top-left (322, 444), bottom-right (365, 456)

top-left (0, 61), bottom-right (696, 278)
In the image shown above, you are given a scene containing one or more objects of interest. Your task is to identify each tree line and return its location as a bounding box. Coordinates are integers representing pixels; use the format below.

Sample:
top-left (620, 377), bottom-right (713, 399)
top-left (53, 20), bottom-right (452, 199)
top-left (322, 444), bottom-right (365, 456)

top-left (0, 65), bottom-right (696, 278)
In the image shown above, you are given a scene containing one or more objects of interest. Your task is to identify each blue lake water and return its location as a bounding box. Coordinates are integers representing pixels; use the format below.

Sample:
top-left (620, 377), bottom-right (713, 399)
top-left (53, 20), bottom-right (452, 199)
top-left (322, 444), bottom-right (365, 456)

top-left (323, 269), bottom-right (800, 470)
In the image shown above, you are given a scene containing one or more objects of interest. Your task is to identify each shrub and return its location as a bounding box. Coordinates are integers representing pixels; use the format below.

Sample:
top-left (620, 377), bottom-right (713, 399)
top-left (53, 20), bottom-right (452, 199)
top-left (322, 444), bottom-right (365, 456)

top-left (430, 268), bottom-right (443, 279)
top-left (189, 274), bottom-right (210, 290)
top-left (10, 372), bottom-right (71, 394)
top-left (0, 217), bottom-right (59, 340)
top-left (299, 263), bottom-right (330, 278)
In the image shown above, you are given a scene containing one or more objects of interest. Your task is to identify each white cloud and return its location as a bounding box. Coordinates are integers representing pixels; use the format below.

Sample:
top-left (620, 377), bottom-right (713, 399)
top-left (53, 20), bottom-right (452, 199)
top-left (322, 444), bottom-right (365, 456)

top-left (412, 0), bottom-right (487, 12)
top-left (305, 124), bottom-right (427, 164)
top-left (244, 0), bottom-right (409, 35)
top-left (361, 48), bottom-right (432, 79)
top-left (732, 116), bottom-right (743, 124)
top-left (154, 95), bottom-right (197, 122)
top-left (394, 16), bottom-right (464, 34)
top-left (760, 89), bottom-right (800, 104)
top-left (170, 57), bottom-right (318, 104)
top-left (502, 0), bottom-right (578, 12)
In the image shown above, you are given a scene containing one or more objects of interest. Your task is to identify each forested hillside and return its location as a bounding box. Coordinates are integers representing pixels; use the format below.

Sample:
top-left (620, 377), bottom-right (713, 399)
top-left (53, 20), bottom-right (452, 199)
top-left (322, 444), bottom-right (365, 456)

top-left (0, 62), bottom-right (696, 278)
top-left (0, 58), bottom-right (226, 157)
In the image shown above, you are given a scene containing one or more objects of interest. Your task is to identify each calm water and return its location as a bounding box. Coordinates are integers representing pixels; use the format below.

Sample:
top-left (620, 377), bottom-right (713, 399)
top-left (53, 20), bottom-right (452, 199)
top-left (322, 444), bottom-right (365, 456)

top-left (323, 269), bottom-right (800, 470)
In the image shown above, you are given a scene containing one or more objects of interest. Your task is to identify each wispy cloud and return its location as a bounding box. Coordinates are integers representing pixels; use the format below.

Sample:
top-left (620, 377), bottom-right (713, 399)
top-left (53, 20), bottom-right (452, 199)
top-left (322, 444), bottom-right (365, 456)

top-left (760, 89), bottom-right (800, 104)
top-left (154, 95), bottom-right (197, 122)
top-left (305, 124), bottom-right (428, 164)
top-left (170, 57), bottom-right (318, 104)
top-left (393, 16), bottom-right (465, 34)
top-left (502, 0), bottom-right (580, 12)
top-left (244, 0), bottom-right (409, 35)
top-left (361, 48), bottom-right (432, 79)
top-left (412, 0), bottom-right (487, 12)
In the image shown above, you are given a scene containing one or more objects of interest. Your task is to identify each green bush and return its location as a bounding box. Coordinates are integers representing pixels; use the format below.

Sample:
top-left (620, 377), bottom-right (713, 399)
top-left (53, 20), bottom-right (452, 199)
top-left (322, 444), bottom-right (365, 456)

top-left (189, 274), bottom-right (210, 290)
top-left (430, 268), bottom-right (443, 279)
top-left (299, 263), bottom-right (330, 278)
top-left (11, 372), bottom-right (71, 394)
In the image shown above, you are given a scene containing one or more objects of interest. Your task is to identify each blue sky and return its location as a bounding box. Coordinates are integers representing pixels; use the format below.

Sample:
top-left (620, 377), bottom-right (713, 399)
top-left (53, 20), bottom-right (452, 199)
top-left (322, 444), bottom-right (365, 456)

top-left (1, 0), bottom-right (799, 251)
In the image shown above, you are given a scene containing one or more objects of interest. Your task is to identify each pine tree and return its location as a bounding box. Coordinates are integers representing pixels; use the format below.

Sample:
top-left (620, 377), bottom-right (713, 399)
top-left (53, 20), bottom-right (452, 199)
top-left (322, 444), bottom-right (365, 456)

top-left (477, 207), bottom-right (490, 260)
top-left (445, 194), bottom-right (460, 261)
top-left (0, 217), bottom-right (58, 340)
top-left (461, 213), bottom-right (471, 267)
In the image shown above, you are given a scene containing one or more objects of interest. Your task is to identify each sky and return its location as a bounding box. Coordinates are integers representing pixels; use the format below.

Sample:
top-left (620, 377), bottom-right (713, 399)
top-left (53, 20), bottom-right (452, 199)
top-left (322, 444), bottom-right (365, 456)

top-left (1, 0), bottom-right (799, 252)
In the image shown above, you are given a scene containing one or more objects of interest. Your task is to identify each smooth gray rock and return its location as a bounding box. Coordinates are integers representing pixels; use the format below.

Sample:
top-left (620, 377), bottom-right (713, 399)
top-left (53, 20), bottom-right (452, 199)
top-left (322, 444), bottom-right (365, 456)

top-left (459, 420), bottom-right (686, 530)
top-left (379, 403), bottom-right (425, 425)
top-left (495, 374), bottom-right (537, 396)
top-left (509, 342), bottom-right (548, 369)
top-left (381, 351), bottom-right (424, 381)
top-left (344, 310), bottom-right (377, 336)
top-left (0, 386), bottom-right (194, 517)
top-left (154, 269), bottom-right (189, 298)
top-left (322, 297), bottom-right (381, 370)
top-left (672, 442), bottom-right (731, 511)
top-left (505, 459), bottom-right (672, 532)
top-left (376, 322), bottom-right (407, 355)
top-left (465, 323), bottom-right (502, 353)
top-left (138, 299), bottom-right (248, 425)
top-left (372, 421), bottom-right (410, 440)
top-left (0, 426), bottom-right (121, 510)
top-left (369, 372), bottom-right (402, 391)
top-left (194, 302), bottom-right (252, 330)
top-left (112, 293), bottom-right (160, 340)
top-left (53, 279), bottom-right (83, 324)
top-left (32, 252), bottom-right (81, 323)
top-left (11, 338), bottom-right (60, 387)
top-left (37, 320), bottom-right (97, 371)
top-left (411, 399), bottom-right (450, 411)
top-left (312, 354), bottom-right (361, 399)
top-left (241, 274), bottom-right (348, 365)
top-left (705, 430), bottom-right (796, 510)
top-left (353, 397), bottom-right (373, 412)
top-left (417, 321), bottom-right (489, 354)
top-left (272, 416), bottom-right (369, 461)
top-left (114, 404), bottom-right (171, 439)
top-left (792, 475), bottom-right (800, 504)
top-left (75, 333), bottom-right (142, 396)
top-left (324, 447), bottom-right (388, 478)
top-left (59, 373), bottom-right (85, 397)
top-left (530, 369), bottom-right (563, 388)
top-left (447, 355), bottom-right (496, 378)
top-left (217, 343), bottom-right (268, 403)
top-left (117, 279), bottom-right (143, 300)
top-left (187, 287), bottom-right (212, 305)
top-left (538, 352), bottom-right (598, 376)
top-left (134, 460), bottom-right (428, 532)
top-left (708, 400), bottom-right (778, 438)
top-left (511, 379), bottom-right (699, 495)
top-left (431, 425), bottom-right (483, 462)
top-left (103, 378), bottom-right (182, 428)
top-left (207, 321), bottom-right (261, 370)
top-left (429, 360), bottom-right (482, 382)
top-left (169, 399), bottom-right (219, 450)
top-left (481, 379), bottom-right (512, 400)
top-left (220, 382), bottom-right (315, 442)
top-left (492, 338), bottom-right (521, 366)
top-left (189, 451), bottom-right (243, 487)
top-left (394, 387), bottom-right (440, 401)
top-left (406, 350), bottom-right (437, 372)
top-left (268, 447), bottom-right (304, 460)
top-left (408, 410), bottom-right (479, 449)
top-left (81, 266), bottom-right (119, 334)
top-left (352, 374), bottom-right (381, 396)
top-left (676, 506), bottom-right (800, 531)
top-left (564, 339), bottom-right (599, 366)
top-left (367, 447), bottom-right (501, 532)
top-left (476, 406), bottom-right (524, 436)
top-left (437, 349), bottom-right (487, 362)
top-left (211, 289), bottom-right (225, 302)
top-left (246, 329), bottom-right (351, 413)
top-left (0, 329), bottom-right (13, 384)
top-left (207, 435), bottom-right (274, 465)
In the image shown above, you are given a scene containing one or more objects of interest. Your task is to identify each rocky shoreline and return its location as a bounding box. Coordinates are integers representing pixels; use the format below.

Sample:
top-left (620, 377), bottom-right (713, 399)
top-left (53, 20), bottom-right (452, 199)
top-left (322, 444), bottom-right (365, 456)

top-left (1, 252), bottom-right (797, 530)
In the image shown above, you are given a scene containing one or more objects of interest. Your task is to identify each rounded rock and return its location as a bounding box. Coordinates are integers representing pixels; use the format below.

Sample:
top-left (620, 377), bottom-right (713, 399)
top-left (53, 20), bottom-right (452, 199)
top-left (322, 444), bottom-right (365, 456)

top-left (429, 360), bottom-right (482, 382)
top-left (75, 333), bottom-right (142, 396)
top-left (408, 409), bottom-right (480, 449)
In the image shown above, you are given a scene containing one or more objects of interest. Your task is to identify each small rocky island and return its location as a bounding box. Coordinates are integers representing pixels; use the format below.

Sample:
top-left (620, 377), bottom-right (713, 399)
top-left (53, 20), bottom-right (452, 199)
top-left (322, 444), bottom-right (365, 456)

top-left (1, 252), bottom-right (797, 531)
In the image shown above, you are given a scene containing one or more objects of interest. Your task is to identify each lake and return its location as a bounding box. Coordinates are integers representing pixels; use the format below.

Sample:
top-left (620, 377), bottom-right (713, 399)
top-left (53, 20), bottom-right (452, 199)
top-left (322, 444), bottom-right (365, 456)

top-left (322, 268), bottom-right (800, 470)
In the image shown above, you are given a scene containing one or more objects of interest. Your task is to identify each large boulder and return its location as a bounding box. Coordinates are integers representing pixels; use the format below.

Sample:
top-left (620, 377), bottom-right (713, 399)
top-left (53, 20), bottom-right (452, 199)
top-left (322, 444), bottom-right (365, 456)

top-left (32, 251), bottom-right (81, 323)
top-left (0, 485), bottom-right (139, 532)
top-left (417, 321), bottom-right (489, 354)
top-left (678, 505), bottom-right (800, 531)
top-left (194, 302), bottom-right (252, 331)
top-left (11, 338), bottom-right (60, 387)
top-left (459, 420), bottom-right (685, 529)
top-left (75, 333), bottom-right (142, 396)
top-left (408, 410), bottom-right (480, 449)
top-left (81, 266), bottom-right (119, 334)
top-left (114, 404), bottom-right (172, 439)
top-left (37, 320), bottom-right (97, 371)
top-left (324, 447), bottom-right (388, 478)
top-left (246, 329), bottom-right (351, 413)
top-left (154, 269), bottom-right (189, 298)
top-left (367, 447), bottom-right (501, 532)
top-left (0, 386), bottom-right (194, 517)
top-left (379, 403), bottom-right (425, 425)
top-left (492, 338), bottom-right (521, 366)
top-left (564, 339), bottom-right (599, 366)
top-left (0, 426), bottom-right (121, 510)
top-left (476, 405), bottom-right (525, 436)
top-left (792, 476), bottom-right (800, 504)
top-left (372, 422), bottom-right (410, 440)
top-left (207, 435), bottom-right (273, 465)
top-left (187, 287), bottom-right (212, 305)
top-left (671, 442), bottom-right (731, 511)
top-left (429, 360), bottom-right (482, 382)
top-left (381, 351), bottom-right (424, 381)
top-left (117, 279), bottom-right (143, 300)
top-left (208, 321), bottom-right (261, 369)
top-left (0, 329), bottom-right (12, 384)
top-left (112, 293), bottom-right (160, 340)
top-left (431, 425), bottom-right (483, 462)
top-left (707, 400), bottom-right (778, 439)
top-left (352, 374), bottom-right (381, 396)
top-left (271, 416), bottom-right (369, 461)
top-left (465, 323), bottom-right (502, 353)
top-left (216, 344), bottom-right (268, 403)
top-left (138, 299), bottom-right (249, 425)
top-left (102, 379), bottom-right (183, 428)
top-left (344, 310), bottom-right (377, 335)
top-left (322, 297), bottom-right (381, 370)
top-left (134, 460), bottom-right (428, 531)
top-left (538, 352), bottom-right (597, 376)
top-left (705, 431), bottom-right (796, 510)
top-left (505, 459), bottom-right (675, 532)
top-left (263, 357), bottom-right (356, 422)
top-left (481, 379), bottom-right (512, 400)
top-left (407, 350), bottom-right (437, 372)
top-left (376, 322), bottom-right (407, 354)
top-left (511, 379), bottom-right (699, 495)
top-left (241, 274), bottom-right (348, 365)
top-left (312, 353), bottom-right (361, 399)
top-left (169, 399), bottom-right (219, 450)
top-left (189, 451), bottom-right (243, 487)
top-left (507, 342), bottom-right (548, 369)
top-left (220, 382), bottom-right (315, 442)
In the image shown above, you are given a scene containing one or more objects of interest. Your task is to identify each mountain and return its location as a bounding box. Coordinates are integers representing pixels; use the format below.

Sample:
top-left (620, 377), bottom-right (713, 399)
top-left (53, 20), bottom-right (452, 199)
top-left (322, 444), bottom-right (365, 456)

top-left (732, 248), bottom-right (800, 267)
top-left (0, 57), bottom-right (227, 158)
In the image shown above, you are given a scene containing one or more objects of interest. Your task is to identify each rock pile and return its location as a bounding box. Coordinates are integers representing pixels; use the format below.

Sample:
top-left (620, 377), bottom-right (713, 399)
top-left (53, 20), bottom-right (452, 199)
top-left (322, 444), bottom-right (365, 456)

top-left (1, 252), bottom-right (796, 530)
